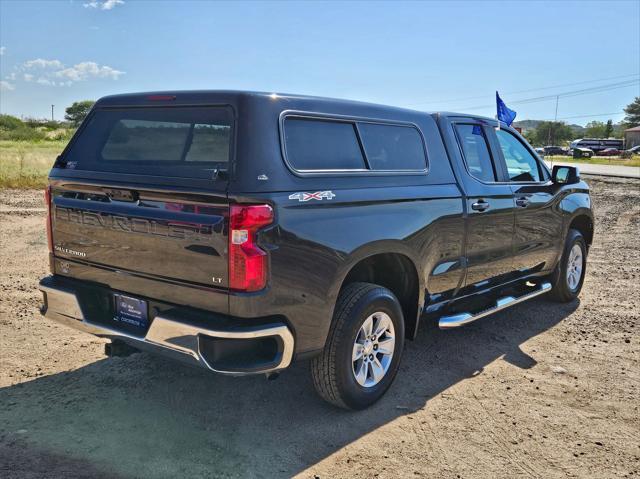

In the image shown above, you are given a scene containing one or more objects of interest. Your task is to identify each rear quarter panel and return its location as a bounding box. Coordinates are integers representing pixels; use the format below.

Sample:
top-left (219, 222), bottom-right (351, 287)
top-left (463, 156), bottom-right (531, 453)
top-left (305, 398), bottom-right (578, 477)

top-left (229, 187), bottom-right (464, 354)
top-left (228, 99), bottom-right (465, 354)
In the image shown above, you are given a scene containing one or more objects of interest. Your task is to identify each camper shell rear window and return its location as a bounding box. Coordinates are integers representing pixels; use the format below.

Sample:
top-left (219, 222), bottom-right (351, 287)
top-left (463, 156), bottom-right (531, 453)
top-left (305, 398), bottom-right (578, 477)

top-left (60, 106), bottom-right (232, 180)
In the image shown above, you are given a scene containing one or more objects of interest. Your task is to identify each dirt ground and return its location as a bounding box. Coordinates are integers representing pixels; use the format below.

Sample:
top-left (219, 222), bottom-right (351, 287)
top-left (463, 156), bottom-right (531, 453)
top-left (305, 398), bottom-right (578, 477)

top-left (0, 176), bottom-right (638, 479)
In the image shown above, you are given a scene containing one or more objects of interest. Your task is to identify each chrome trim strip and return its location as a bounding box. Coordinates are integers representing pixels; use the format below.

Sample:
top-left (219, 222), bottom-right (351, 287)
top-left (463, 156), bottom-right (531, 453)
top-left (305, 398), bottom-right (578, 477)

top-left (39, 278), bottom-right (294, 376)
top-left (439, 282), bottom-right (552, 329)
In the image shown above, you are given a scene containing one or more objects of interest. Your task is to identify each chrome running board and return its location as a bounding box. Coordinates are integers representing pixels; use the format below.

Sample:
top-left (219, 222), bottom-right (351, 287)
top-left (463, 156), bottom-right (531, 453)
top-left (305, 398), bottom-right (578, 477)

top-left (439, 282), bottom-right (552, 329)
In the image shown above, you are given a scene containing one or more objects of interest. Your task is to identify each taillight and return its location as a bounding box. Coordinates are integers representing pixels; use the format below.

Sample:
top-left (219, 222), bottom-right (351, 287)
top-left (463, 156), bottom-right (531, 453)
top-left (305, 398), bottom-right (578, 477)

top-left (229, 204), bottom-right (273, 292)
top-left (44, 186), bottom-right (53, 254)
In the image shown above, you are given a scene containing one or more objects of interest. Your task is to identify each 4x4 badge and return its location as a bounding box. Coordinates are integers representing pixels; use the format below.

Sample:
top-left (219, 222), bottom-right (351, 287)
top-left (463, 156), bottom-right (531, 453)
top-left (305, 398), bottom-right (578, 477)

top-left (289, 191), bottom-right (336, 202)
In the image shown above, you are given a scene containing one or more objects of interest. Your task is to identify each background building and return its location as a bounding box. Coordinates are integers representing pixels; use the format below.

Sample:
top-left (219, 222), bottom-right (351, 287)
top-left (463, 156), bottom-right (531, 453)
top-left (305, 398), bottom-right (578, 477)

top-left (624, 126), bottom-right (640, 148)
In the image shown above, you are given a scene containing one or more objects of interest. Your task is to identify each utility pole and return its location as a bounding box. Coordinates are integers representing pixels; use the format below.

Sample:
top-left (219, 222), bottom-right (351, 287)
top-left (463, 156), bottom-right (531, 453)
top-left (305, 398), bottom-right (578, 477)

top-left (547, 95), bottom-right (560, 145)
top-left (546, 95), bottom-right (560, 148)
top-left (51, 104), bottom-right (54, 122)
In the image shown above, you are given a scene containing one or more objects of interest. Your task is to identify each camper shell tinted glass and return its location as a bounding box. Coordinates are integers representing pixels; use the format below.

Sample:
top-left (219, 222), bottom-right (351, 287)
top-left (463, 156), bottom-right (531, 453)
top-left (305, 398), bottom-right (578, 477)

top-left (60, 106), bottom-right (232, 180)
top-left (282, 114), bottom-right (427, 173)
top-left (358, 122), bottom-right (426, 170)
top-left (283, 118), bottom-right (366, 171)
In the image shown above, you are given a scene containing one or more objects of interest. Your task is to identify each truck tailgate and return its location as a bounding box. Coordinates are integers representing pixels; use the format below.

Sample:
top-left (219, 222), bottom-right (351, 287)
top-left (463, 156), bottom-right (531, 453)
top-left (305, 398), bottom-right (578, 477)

top-left (51, 184), bottom-right (229, 291)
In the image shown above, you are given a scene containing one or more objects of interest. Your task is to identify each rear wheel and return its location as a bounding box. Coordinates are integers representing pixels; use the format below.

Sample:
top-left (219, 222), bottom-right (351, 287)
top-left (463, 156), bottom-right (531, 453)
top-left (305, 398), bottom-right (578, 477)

top-left (310, 282), bottom-right (405, 410)
top-left (550, 229), bottom-right (587, 302)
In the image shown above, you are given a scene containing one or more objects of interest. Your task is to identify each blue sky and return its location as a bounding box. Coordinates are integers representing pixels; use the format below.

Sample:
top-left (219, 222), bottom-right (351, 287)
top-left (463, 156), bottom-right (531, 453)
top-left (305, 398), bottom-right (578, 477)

top-left (1, 0), bottom-right (638, 124)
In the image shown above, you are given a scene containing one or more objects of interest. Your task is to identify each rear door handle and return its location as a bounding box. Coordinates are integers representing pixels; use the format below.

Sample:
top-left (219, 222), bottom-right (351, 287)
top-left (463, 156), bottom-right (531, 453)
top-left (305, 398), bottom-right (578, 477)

top-left (516, 197), bottom-right (529, 208)
top-left (471, 200), bottom-right (490, 212)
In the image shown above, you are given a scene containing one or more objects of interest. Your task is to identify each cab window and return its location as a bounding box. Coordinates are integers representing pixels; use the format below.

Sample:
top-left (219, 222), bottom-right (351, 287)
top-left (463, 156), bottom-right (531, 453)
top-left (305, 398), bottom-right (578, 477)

top-left (495, 129), bottom-right (543, 182)
top-left (455, 124), bottom-right (496, 182)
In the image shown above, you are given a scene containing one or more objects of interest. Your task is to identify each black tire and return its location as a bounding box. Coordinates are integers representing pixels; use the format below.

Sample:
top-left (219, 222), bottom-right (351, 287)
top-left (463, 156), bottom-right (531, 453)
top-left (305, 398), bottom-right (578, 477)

top-left (310, 282), bottom-right (405, 410)
top-left (549, 229), bottom-right (587, 302)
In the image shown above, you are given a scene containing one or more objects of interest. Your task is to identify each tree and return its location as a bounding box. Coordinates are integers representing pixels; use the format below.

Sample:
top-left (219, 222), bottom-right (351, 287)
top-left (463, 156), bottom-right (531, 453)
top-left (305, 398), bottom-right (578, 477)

top-left (532, 121), bottom-right (574, 146)
top-left (64, 100), bottom-right (95, 127)
top-left (585, 120), bottom-right (607, 138)
top-left (604, 120), bottom-right (614, 138)
top-left (521, 129), bottom-right (536, 146)
top-left (623, 97), bottom-right (640, 127)
top-left (612, 122), bottom-right (626, 138)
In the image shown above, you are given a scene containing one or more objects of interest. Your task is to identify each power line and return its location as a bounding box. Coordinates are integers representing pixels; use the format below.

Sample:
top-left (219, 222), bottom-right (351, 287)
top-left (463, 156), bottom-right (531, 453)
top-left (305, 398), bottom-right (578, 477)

top-left (408, 73), bottom-right (640, 107)
top-left (548, 111), bottom-right (624, 121)
top-left (561, 112), bottom-right (623, 120)
top-left (459, 79), bottom-right (639, 111)
top-left (464, 80), bottom-right (638, 109)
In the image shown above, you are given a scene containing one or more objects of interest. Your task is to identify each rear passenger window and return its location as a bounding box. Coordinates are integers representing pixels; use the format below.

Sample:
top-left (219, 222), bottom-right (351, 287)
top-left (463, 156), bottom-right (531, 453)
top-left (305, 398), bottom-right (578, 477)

top-left (284, 118), bottom-right (366, 171)
top-left (455, 124), bottom-right (496, 182)
top-left (358, 123), bottom-right (426, 170)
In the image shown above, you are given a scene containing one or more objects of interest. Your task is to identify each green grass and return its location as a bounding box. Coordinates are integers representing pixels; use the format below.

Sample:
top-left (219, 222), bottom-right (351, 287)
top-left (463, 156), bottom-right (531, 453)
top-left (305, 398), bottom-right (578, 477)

top-left (0, 140), bottom-right (65, 188)
top-left (545, 155), bottom-right (640, 167)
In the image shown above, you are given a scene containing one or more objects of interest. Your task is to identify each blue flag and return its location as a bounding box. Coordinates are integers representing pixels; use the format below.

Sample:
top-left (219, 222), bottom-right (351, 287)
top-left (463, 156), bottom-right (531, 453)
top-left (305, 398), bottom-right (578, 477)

top-left (496, 91), bottom-right (517, 126)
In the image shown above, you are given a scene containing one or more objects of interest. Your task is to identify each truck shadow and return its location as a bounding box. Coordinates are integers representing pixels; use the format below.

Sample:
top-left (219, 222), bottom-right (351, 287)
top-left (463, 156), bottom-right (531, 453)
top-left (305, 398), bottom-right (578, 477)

top-left (0, 298), bottom-right (578, 479)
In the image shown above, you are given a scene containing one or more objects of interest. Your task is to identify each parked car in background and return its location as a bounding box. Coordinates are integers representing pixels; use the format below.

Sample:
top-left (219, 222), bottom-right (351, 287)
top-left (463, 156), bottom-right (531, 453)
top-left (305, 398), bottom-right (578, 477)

top-left (598, 148), bottom-right (622, 156)
top-left (572, 147), bottom-right (594, 159)
top-left (544, 146), bottom-right (569, 156)
top-left (534, 147), bottom-right (545, 157)
top-left (625, 145), bottom-right (640, 155)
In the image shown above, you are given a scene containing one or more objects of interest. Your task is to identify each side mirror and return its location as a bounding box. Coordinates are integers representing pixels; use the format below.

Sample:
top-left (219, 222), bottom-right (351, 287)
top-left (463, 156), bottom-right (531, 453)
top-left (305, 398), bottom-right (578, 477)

top-left (552, 165), bottom-right (580, 185)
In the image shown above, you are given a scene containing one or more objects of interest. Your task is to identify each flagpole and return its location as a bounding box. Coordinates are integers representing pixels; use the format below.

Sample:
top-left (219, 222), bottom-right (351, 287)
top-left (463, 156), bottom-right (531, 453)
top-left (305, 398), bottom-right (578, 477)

top-left (495, 91), bottom-right (500, 130)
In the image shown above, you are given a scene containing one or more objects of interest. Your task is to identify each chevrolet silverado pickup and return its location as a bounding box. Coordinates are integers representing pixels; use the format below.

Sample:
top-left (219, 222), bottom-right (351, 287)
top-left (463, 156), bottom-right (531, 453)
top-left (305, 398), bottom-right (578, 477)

top-left (39, 91), bottom-right (593, 409)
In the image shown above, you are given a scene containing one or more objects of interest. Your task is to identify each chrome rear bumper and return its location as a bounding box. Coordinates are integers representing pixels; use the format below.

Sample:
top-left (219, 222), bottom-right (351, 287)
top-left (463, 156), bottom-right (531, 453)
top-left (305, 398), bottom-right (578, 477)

top-left (39, 277), bottom-right (294, 376)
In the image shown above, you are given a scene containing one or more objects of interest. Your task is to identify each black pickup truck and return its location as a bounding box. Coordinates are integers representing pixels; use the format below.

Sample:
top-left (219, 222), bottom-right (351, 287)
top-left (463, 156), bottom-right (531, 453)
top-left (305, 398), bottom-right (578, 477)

top-left (39, 91), bottom-right (593, 409)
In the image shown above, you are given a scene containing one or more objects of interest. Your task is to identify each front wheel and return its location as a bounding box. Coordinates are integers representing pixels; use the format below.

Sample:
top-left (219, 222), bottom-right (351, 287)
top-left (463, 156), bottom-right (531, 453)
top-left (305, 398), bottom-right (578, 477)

top-left (549, 228), bottom-right (587, 302)
top-left (310, 282), bottom-right (405, 410)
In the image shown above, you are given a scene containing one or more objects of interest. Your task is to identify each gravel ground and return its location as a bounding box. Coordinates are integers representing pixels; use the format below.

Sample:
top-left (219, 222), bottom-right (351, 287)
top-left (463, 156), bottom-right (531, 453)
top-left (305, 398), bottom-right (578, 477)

top-left (0, 176), bottom-right (638, 479)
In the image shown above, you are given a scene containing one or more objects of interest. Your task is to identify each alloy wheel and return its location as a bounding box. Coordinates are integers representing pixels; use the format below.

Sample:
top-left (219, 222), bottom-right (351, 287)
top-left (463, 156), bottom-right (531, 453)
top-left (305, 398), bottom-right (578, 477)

top-left (352, 312), bottom-right (396, 388)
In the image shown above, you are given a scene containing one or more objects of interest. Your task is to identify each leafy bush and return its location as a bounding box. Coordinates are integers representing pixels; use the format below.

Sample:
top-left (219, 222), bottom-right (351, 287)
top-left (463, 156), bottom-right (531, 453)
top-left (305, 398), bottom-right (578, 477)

top-left (48, 129), bottom-right (75, 141)
top-left (0, 114), bottom-right (68, 141)
top-left (24, 118), bottom-right (67, 131)
top-left (0, 114), bottom-right (25, 131)
top-left (0, 126), bottom-right (46, 141)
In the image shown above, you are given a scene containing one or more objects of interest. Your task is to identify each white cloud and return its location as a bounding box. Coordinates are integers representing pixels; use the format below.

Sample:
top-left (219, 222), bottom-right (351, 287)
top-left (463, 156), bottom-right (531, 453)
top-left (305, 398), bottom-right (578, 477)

top-left (0, 47), bottom-right (5, 56)
top-left (24, 58), bottom-right (64, 70)
top-left (13, 58), bottom-right (125, 86)
top-left (1, 80), bottom-right (15, 91)
top-left (54, 62), bottom-right (124, 81)
top-left (84, 0), bottom-right (124, 10)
